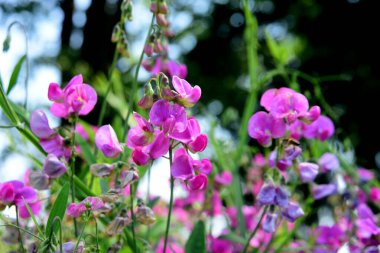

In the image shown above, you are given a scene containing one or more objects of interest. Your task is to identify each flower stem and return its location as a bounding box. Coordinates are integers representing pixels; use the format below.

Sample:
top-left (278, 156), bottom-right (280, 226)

top-left (70, 115), bottom-right (79, 236)
top-left (163, 147), bottom-right (174, 253)
top-left (242, 206), bottom-right (268, 253)
top-left (74, 214), bottom-right (89, 252)
top-left (15, 206), bottom-right (26, 253)
top-left (130, 184), bottom-right (137, 252)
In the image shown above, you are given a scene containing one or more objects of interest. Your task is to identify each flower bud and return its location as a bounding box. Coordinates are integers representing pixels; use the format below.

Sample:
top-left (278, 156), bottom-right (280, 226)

top-left (90, 163), bottom-right (116, 177)
top-left (43, 154), bottom-right (67, 178)
top-left (99, 189), bottom-right (121, 203)
top-left (136, 201), bottom-right (156, 225)
top-left (281, 202), bottom-right (304, 222)
top-left (158, 2), bottom-right (169, 14)
top-left (156, 14), bottom-right (169, 27)
top-left (95, 125), bottom-right (123, 158)
top-left (111, 24), bottom-right (121, 43)
top-left (262, 213), bottom-right (278, 233)
top-left (106, 215), bottom-right (132, 235)
top-left (284, 144), bottom-right (302, 161)
top-left (29, 171), bottom-right (49, 190)
top-left (119, 168), bottom-right (139, 188)
top-left (144, 43), bottom-right (154, 57)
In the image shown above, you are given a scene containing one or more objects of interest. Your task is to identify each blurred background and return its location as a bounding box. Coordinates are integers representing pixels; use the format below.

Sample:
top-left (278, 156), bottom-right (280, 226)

top-left (1, 0), bottom-right (379, 179)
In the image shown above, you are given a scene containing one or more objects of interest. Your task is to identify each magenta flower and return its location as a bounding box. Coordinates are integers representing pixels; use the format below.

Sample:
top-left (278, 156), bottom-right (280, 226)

top-left (214, 171), bottom-right (233, 186)
top-left (149, 99), bottom-right (187, 134)
top-left (172, 76), bottom-right (201, 107)
top-left (126, 112), bottom-right (154, 148)
top-left (303, 115), bottom-right (335, 141)
top-left (170, 117), bottom-right (208, 153)
top-left (288, 119), bottom-right (304, 140)
top-left (95, 125), bottom-right (122, 158)
top-left (298, 162), bottom-right (319, 182)
top-left (314, 225), bottom-right (344, 248)
top-left (43, 154), bottom-right (67, 178)
top-left (66, 196), bottom-right (104, 217)
top-left (370, 187), bottom-right (380, 203)
top-left (187, 174), bottom-right (207, 191)
top-left (355, 204), bottom-right (380, 239)
top-left (318, 153), bottom-right (339, 172)
top-left (260, 87), bottom-right (296, 111)
top-left (30, 110), bottom-right (71, 160)
top-left (0, 180), bottom-right (41, 219)
top-left (301, 105), bottom-right (321, 123)
top-left (168, 61), bottom-right (188, 79)
top-left (248, 111), bottom-right (286, 147)
top-left (312, 184), bottom-right (337, 200)
top-left (48, 74), bottom-right (97, 118)
top-left (357, 168), bottom-right (374, 182)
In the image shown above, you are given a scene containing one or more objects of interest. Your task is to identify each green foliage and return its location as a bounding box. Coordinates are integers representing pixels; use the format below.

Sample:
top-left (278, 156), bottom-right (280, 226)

top-left (185, 220), bottom-right (206, 253)
top-left (7, 55), bottom-right (26, 95)
top-left (45, 183), bottom-right (70, 237)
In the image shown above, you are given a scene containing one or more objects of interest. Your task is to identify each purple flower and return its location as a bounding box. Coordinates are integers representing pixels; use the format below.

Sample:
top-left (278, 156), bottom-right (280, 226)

top-left (187, 174), bottom-right (208, 191)
top-left (43, 154), bottom-right (67, 178)
top-left (281, 202), bottom-right (304, 222)
top-left (312, 184), bottom-right (337, 200)
top-left (149, 99), bottom-right (187, 134)
top-left (257, 184), bottom-right (289, 207)
top-left (314, 225), bottom-right (344, 247)
top-left (95, 125), bottom-right (122, 158)
top-left (262, 213), bottom-right (278, 233)
top-left (126, 112), bottom-right (154, 148)
top-left (172, 76), bottom-right (201, 107)
top-left (357, 168), bottom-right (374, 182)
top-left (248, 111), bottom-right (286, 147)
top-left (301, 105), bottom-right (321, 123)
top-left (318, 153), bottom-right (339, 172)
top-left (303, 115), bottom-right (334, 141)
top-left (49, 74), bottom-right (97, 118)
top-left (298, 162), bottom-right (319, 182)
top-left (60, 241), bottom-right (84, 253)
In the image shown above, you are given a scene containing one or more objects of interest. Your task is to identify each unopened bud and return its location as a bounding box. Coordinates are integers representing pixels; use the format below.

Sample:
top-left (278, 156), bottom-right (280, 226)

top-left (43, 154), bottom-right (67, 178)
top-left (158, 2), bottom-right (169, 14)
top-left (2, 35), bottom-right (10, 52)
top-left (136, 201), bottom-right (156, 225)
top-left (156, 14), bottom-right (169, 27)
top-left (144, 43), bottom-right (154, 57)
top-left (262, 213), bottom-right (278, 233)
top-left (29, 171), bottom-right (49, 190)
top-left (111, 24), bottom-right (121, 43)
top-left (119, 168), bottom-right (139, 188)
top-left (106, 213), bottom-right (132, 235)
top-left (90, 163), bottom-right (116, 177)
top-left (99, 189), bottom-right (120, 203)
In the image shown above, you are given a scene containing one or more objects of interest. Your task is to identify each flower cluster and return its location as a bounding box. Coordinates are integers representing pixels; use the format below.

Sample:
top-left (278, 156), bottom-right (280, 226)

top-left (66, 196), bottom-right (104, 218)
top-left (0, 180), bottom-right (41, 218)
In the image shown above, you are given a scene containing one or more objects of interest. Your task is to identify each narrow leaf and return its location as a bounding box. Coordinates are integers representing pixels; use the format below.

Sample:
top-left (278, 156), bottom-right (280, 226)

top-left (45, 183), bottom-right (70, 237)
top-left (7, 55), bottom-right (26, 95)
top-left (76, 134), bottom-right (96, 164)
top-left (185, 220), bottom-right (206, 253)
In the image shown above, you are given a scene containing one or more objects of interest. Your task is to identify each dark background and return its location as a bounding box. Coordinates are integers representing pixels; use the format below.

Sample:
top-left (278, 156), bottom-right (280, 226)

top-left (3, 0), bottom-right (380, 169)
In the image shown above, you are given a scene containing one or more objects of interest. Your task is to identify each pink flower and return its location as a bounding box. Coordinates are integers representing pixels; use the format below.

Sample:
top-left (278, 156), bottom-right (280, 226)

top-left (0, 180), bottom-right (41, 218)
top-left (149, 99), bottom-right (187, 134)
top-left (126, 112), bottom-right (154, 148)
top-left (303, 115), bottom-right (335, 141)
top-left (172, 76), bottom-right (201, 107)
top-left (155, 239), bottom-right (184, 253)
top-left (248, 111), bottom-right (286, 147)
top-left (357, 168), bottom-right (374, 182)
top-left (170, 117), bottom-right (207, 153)
top-left (66, 196), bottom-right (104, 217)
top-left (215, 171), bottom-right (233, 186)
top-left (318, 153), bottom-right (339, 172)
top-left (370, 187), bottom-right (380, 203)
top-left (168, 61), bottom-right (187, 79)
top-left (95, 125), bottom-right (122, 158)
top-left (49, 74), bottom-right (97, 118)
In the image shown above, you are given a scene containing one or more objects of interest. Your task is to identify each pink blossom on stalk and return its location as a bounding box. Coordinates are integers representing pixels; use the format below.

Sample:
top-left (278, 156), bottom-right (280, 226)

top-left (260, 87), bottom-right (296, 111)
top-left (0, 180), bottom-right (41, 218)
top-left (298, 162), bottom-right (319, 182)
top-left (149, 99), bottom-right (187, 134)
top-left (66, 196), bottom-right (104, 217)
top-left (170, 117), bottom-right (207, 152)
top-left (48, 74), bottom-right (97, 118)
top-left (95, 125), bottom-right (122, 158)
top-left (126, 112), bottom-right (154, 148)
top-left (370, 187), bottom-right (380, 202)
top-left (318, 153), bottom-right (339, 172)
top-left (168, 61), bottom-right (187, 79)
top-left (301, 105), bottom-right (321, 123)
top-left (30, 110), bottom-right (56, 139)
top-left (270, 90), bottom-right (309, 124)
top-left (357, 168), bottom-right (374, 182)
top-left (248, 111), bottom-right (286, 147)
top-left (303, 115), bottom-right (335, 141)
top-left (172, 76), bottom-right (201, 107)
top-left (187, 174), bottom-right (207, 191)
top-left (215, 171), bottom-right (233, 186)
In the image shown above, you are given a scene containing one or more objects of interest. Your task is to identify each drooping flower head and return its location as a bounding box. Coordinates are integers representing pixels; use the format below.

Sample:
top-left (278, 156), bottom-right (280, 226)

top-left (95, 125), bottom-right (123, 158)
top-left (172, 76), bottom-right (201, 107)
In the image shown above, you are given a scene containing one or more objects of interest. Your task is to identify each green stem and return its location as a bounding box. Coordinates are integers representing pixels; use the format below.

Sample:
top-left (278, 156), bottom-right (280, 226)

top-left (242, 206), bottom-right (268, 253)
top-left (0, 224), bottom-right (43, 241)
top-left (163, 147), bottom-right (174, 253)
top-left (70, 115), bottom-right (79, 236)
top-left (15, 206), bottom-right (26, 253)
top-left (74, 214), bottom-right (89, 252)
top-left (130, 184), bottom-right (137, 252)
top-left (121, 14), bottom-right (155, 142)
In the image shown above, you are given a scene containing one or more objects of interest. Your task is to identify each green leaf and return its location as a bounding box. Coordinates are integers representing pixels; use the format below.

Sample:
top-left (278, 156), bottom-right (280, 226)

top-left (185, 220), bottom-right (206, 253)
top-left (7, 55), bottom-right (26, 95)
top-left (219, 233), bottom-right (246, 244)
top-left (22, 197), bottom-right (45, 238)
top-left (45, 183), bottom-right (70, 237)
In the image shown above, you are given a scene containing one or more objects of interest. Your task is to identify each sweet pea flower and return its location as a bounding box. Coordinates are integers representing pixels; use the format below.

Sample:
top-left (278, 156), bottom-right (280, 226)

top-left (288, 119), bottom-right (305, 140)
top-left (312, 184), bottom-right (337, 200)
top-left (270, 90), bottom-right (309, 124)
top-left (59, 241), bottom-right (84, 253)
top-left (370, 187), bottom-right (380, 203)
top-left (256, 184), bottom-right (289, 207)
top-left (355, 204), bottom-right (380, 239)
top-left (172, 76), bottom-right (201, 107)
top-left (214, 171), bottom-right (233, 186)
top-left (126, 112), bottom-right (154, 148)
top-left (95, 125), bottom-right (123, 158)
top-left (170, 117), bottom-right (208, 152)
top-left (357, 168), bottom-right (374, 182)
top-left (260, 87), bottom-right (296, 111)
top-left (30, 110), bottom-right (71, 159)
top-left (262, 213), bottom-right (278, 233)
top-left (66, 196), bottom-right (104, 217)
top-left (303, 115), bottom-right (335, 141)
top-left (0, 180), bottom-right (41, 218)
top-left (43, 154), bottom-right (67, 178)
top-left (149, 99), bottom-right (187, 134)
top-left (318, 153), bottom-right (339, 172)
top-left (248, 111), bottom-right (286, 147)
top-left (48, 74), bottom-right (97, 118)
top-left (298, 162), bottom-right (319, 182)
top-left (281, 202), bottom-right (304, 222)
